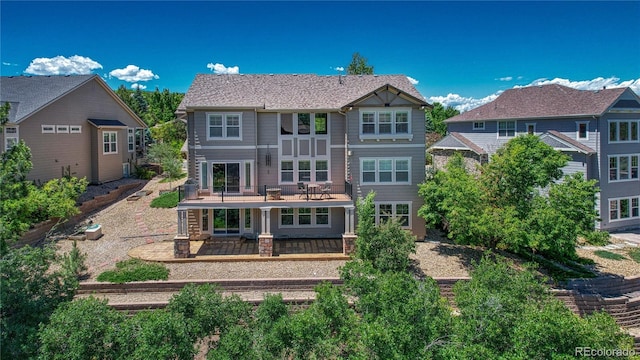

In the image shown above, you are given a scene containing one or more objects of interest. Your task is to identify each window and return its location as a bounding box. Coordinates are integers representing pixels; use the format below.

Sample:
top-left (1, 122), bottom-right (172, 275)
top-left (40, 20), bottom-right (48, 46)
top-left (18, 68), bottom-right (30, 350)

top-left (314, 113), bottom-right (327, 135)
top-left (359, 108), bottom-right (412, 137)
top-left (609, 196), bottom-right (640, 221)
top-left (244, 209), bottom-right (252, 230)
top-left (608, 154), bottom-right (639, 182)
top-left (526, 123), bottom-right (536, 135)
top-left (202, 209), bottom-right (209, 231)
top-left (576, 122), bottom-right (589, 140)
top-left (609, 120), bottom-right (640, 143)
top-left (298, 160), bottom-right (311, 182)
top-left (103, 131), bottom-right (117, 154)
top-left (498, 121), bottom-right (516, 138)
top-left (128, 128), bottom-right (134, 152)
top-left (297, 113), bottom-right (310, 135)
top-left (70, 125), bottom-right (82, 133)
top-left (4, 126), bottom-right (18, 150)
top-left (42, 125), bottom-right (55, 133)
top-left (361, 158), bottom-right (411, 184)
top-left (56, 125), bottom-right (69, 133)
top-left (473, 122), bottom-right (485, 130)
top-left (375, 203), bottom-right (411, 228)
top-left (315, 160), bottom-right (328, 182)
top-left (281, 114), bottom-right (293, 135)
top-left (281, 161), bottom-right (294, 182)
top-left (280, 208), bottom-right (330, 227)
top-left (207, 113), bottom-right (242, 139)
top-left (200, 162), bottom-right (208, 190)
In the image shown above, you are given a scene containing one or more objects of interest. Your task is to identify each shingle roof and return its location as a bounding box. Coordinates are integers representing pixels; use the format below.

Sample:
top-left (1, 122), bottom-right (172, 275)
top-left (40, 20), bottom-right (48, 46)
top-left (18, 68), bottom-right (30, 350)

top-left (178, 74), bottom-right (427, 111)
top-left (445, 84), bottom-right (629, 123)
top-left (0, 75), bottom-right (96, 123)
top-left (542, 130), bottom-right (596, 154)
top-left (429, 132), bottom-right (487, 155)
top-left (87, 119), bottom-right (127, 128)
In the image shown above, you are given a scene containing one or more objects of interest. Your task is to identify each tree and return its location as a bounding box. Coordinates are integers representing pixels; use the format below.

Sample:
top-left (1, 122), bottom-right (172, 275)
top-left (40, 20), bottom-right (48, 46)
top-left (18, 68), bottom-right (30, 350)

top-left (346, 52), bottom-right (374, 75)
top-left (147, 141), bottom-right (183, 189)
top-left (1, 245), bottom-right (78, 359)
top-left (0, 102), bottom-right (10, 129)
top-left (149, 119), bottom-right (187, 151)
top-left (425, 102), bottom-right (459, 139)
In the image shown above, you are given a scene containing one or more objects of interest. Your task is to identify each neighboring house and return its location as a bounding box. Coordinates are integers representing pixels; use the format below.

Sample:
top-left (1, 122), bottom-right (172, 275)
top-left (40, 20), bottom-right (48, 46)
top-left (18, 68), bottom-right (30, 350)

top-left (1, 75), bottom-right (147, 184)
top-left (174, 74), bottom-right (429, 257)
top-left (429, 84), bottom-right (640, 231)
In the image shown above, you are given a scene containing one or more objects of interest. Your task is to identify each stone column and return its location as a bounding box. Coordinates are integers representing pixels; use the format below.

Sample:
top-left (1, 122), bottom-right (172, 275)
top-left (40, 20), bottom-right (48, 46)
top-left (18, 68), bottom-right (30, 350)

top-left (342, 205), bottom-right (357, 255)
top-left (174, 235), bottom-right (190, 258)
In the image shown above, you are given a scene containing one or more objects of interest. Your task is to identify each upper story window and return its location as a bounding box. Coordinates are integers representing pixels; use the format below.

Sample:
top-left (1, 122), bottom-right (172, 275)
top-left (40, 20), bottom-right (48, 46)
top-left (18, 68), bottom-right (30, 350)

top-left (207, 113), bottom-right (242, 140)
top-left (4, 126), bottom-right (18, 151)
top-left (497, 121), bottom-right (516, 138)
top-left (70, 125), bottom-right (82, 134)
top-left (361, 158), bottom-right (411, 184)
top-left (128, 128), bottom-right (135, 152)
top-left (609, 154), bottom-right (639, 182)
top-left (56, 125), bottom-right (69, 133)
top-left (375, 202), bottom-right (411, 228)
top-left (359, 108), bottom-right (412, 140)
top-left (525, 123), bottom-right (536, 135)
top-left (103, 131), bottom-right (117, 154)
top-left (42, 125), bottom-right (55, 133)
top-left (576, 121), bottom-right (589, 140)
top-left (609, 120), bottom-right (639, 143)
top-left (472, 122), bottom-right (485, 130)
top-left (281, 113), bottom-right (328, 136)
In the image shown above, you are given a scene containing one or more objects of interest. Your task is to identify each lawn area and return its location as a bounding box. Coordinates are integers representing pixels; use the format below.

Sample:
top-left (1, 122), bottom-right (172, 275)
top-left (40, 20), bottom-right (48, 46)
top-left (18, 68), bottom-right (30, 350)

top-left (150, 191), bottom-right (178, 208)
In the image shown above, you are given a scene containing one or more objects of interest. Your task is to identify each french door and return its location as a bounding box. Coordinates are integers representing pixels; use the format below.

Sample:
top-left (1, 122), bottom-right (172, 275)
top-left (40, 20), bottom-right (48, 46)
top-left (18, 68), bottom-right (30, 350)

top-left (213, 209), bottom-right (240, 234)
top-left (212, 163), bottom-right (240, 193)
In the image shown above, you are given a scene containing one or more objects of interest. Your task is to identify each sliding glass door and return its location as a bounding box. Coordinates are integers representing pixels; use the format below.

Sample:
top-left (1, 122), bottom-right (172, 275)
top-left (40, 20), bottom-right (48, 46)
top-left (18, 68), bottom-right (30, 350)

top-left (212, 163), bottom-right (240, 193)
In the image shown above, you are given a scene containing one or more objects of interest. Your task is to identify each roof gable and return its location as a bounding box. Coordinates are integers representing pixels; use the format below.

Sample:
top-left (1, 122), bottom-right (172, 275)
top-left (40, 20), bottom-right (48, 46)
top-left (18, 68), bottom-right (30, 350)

top-left (429, 132), bottom-right (486, 155)
top-left (446, 84), bottom-right (630, 123)
top-left (178, 74), bottom-right (428, 111)
top-left (540, 130), bottom-right (596, 154)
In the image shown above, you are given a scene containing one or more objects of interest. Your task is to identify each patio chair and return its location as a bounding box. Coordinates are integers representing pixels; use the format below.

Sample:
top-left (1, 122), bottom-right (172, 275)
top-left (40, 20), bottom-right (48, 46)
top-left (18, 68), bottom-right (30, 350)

top-left (297, 182), bottom-right (307, 199)
top-left (320, 181), bottom-right (332, 199)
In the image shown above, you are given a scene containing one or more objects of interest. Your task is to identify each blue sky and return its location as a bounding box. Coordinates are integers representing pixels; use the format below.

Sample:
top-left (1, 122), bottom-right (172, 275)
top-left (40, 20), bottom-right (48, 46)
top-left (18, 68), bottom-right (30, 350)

top-left (2, 1), bottom-right (639, 111)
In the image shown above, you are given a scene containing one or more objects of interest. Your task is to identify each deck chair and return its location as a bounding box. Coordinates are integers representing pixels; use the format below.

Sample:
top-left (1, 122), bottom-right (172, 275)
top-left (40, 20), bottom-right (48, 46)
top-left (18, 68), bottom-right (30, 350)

top-left (320, 181), bottom-right (332, 199)
top-left (297, 182), bottom-right (307, 199)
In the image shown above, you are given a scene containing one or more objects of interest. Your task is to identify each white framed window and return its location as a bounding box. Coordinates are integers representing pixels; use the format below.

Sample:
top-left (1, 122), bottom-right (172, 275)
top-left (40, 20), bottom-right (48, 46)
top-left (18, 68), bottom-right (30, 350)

top-left (609, 120), bottom-right (640, 143)
top-left (207, 113), bottom-right (242, 140)
top-left (42, 125), bottom-right (55, 133)
top-left (280, 159), bottom-right (330, 184)
top-left (315, 160), bottom-right (328, 182)
top-left (280, 113), bottom-right (329, 136)
top-left (608, 154), bottom-right (639, 182)
top-left (525, 123), bottom-right (536, 135)
top-left (103, 131), bottom-right (117, 154)
top-left (576, 121), bottom-right (589, 140)
top-left (279, 207), bottom-right (331, 227)
top-left (128, 128), bottom-right (134, 152)
top-left (70, 125), bottom-right (82, 133)
top-left (200, 161), bottom-right (208, 190)
top-left (360, 158), bottom-right (411, 184)
top-left (498, 121), bottom-right (516, 138)
top-left (375, 202), bottom-right (411, 228)
top-left (472, 122), bottom-right (485, 130)
top-left (4, 126), bottom-right (18, 150)
top-left (609, 196), bottom-right (640, 221)
top-left (281, 161), bottom-right (294, 183)
top-left (359, 108), bottom-right (412, 139)
top-left (56, 125), bottom-right (69, 133)
top-left (298, 160), bottom-right (311, 182)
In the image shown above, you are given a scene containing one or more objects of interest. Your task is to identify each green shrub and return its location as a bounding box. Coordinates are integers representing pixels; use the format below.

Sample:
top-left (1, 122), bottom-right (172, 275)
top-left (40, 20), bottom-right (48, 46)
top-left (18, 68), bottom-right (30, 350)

top-left (134, 165), bottom-right (156, 180)
top-left (97, 258), bottom-right (169, 283)
top-left (593, 250), bottom-right (626, 261)
top-left (61, 240), bottom-right (88, 279)
top-left (582, 230), bottom-right (610, 246)
top-left (150, 191), bottom-right (178, 208)
top-left (628, 248), bottom-right (640, 263)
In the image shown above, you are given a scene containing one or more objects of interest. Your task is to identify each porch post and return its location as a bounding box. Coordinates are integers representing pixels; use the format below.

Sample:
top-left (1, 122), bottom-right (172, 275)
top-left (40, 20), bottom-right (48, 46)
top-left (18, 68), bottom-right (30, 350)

top-left (174, 209), bottom-right (190, 258)
top-left (342, 205), bottom-right (357, 255)
top-left (258, 207), bottom-right (273, 257)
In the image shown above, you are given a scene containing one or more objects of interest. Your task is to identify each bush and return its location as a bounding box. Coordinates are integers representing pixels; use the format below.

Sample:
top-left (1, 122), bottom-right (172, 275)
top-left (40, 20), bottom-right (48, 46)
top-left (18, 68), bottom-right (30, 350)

top-left (96, 258), bottom-right (169, 283)
top-left (150, 191), bottom-right (178, 208)
top-left (628, 248), bottom-right (640, 263)
top-left (134, 165), bottom-right (156, 180)
top-left (593, 250), bottom-right (626, 261)
top-left (60, 240), bottom-right (88, 279)
top-left (582, 230), bottom-right (610, 246)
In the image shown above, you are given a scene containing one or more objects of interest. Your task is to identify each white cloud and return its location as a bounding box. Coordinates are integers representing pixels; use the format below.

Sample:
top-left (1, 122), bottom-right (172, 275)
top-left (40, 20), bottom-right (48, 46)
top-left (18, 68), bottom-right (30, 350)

top-left (24, 55), bottom-right (103, 75)
top-left (109, 65), bottom-right (159, 82)
top-left (433, 76), bottom-right (640, 113)
top-left (2, 62), bottom-right (18, 66)
top-left (131, 83), bottom-right (146, 90)
top-left (407, 76), bottom-right (419, 85)
top-left (497, 76), bottom-right (513, 81)
top-left (335, 66), bottom-right (344, 72)
top-left (206, 63), bottom-right (239, 74)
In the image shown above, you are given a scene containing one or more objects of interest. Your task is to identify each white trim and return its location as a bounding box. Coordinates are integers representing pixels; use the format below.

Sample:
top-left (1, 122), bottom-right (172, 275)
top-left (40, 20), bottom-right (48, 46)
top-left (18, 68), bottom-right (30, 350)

top-left (608, 119), bottom-right (640, 144)
top-left (70, 125), bottom-right (82, 134)
top-left (3, 125), bottom-right (19, 150)
top-left (608, 154), bottom-right (639, 183)
top-left (196, 145), bottom-right (257, 150)
top-left (206, 112), bottom-right (243, 140)
top-left (497, 120), bottom-right (516, 138)
top-left (103, 131), bottom-right (118, 154)
top-left (127, 128), bottom-right (134, 152)
top-left (374, 201), bottom-right (412, 229)
top-left (525, 122), bottom-right (537, 135)
top-left (56, 125), bottom-right (69, 133)
top-left (358, 107), bottom-right (412, 141)
top-left (576, 121), bottom-right (589, 140)
top-left (41, 125), bottom-right (55, 133)
top-left (608, 196), bottom-right (640, 222)
top-left (347, 143), bottom-right (424, 149)
top-left (360, 157), bottom-right (411, 185)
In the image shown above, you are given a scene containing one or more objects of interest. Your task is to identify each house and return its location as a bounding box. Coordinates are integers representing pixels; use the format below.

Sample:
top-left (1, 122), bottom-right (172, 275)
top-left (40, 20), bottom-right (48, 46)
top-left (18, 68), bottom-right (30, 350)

top-left (429, 84), bottom-right (640, 231)
top-left (174, 74), bottom-right (430, 257)
top-left (0, 75), bottom-right (147, 184)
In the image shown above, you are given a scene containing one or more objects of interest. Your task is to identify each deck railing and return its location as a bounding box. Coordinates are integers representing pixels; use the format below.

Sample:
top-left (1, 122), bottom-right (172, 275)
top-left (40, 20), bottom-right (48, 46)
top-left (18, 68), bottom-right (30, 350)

top-left (179, 181), bottom-right (353, 203)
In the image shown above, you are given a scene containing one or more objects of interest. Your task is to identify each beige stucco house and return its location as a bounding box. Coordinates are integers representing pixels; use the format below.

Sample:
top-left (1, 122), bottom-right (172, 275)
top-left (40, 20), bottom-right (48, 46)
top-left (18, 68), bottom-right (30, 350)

top-left (1, 75), bottom-right (147, 184)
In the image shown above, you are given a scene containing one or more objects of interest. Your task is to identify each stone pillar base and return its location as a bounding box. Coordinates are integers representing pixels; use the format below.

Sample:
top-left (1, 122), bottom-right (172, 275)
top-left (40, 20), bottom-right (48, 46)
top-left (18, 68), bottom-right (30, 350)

top-left (174, 235), bottom-right (190, 258)
top-left (342, 234), bottom-right (357, 255)
top-left (258, 234), bottom-right (274, 257)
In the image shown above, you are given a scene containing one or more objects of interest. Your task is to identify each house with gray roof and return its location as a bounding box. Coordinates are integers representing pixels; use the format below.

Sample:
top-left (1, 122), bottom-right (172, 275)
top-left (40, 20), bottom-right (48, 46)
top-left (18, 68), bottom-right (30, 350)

top-left (1, 75), bottom-right (147, 184)
top-left (429, 84), bottom-right (640, 231)
top-left (174, 74), bottom-right (430, 257)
